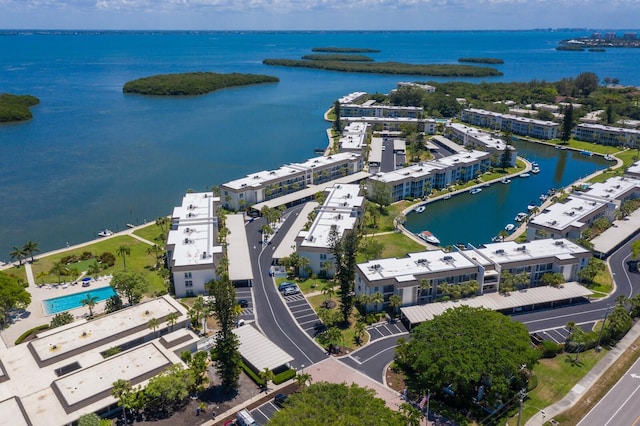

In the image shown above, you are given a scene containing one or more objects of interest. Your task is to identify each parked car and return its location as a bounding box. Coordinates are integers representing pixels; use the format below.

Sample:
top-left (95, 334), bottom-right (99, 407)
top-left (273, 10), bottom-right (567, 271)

top-left (283, 286), bottom-right (299, 296)
top-left (274, 393), bottom-right (288, 407)
top-left (238, 299), bottom-right (249, 308)
top-left (278, 281), bottom-right (296, 292)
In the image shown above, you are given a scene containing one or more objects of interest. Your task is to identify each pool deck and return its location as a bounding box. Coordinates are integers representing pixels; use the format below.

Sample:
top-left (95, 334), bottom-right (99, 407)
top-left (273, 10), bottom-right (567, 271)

top-left (0, 262), bottom-right (113, 349)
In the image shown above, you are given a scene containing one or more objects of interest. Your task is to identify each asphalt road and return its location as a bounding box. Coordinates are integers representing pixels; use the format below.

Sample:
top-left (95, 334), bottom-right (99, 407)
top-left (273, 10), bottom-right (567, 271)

top-left (577, 356), bottom-right (640, 426)
top-left (246, 206), bottom-right (328, 371)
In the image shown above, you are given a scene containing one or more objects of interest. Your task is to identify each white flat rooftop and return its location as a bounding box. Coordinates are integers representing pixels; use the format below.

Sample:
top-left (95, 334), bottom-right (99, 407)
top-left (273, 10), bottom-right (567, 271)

top-left (369, 161), bottom-right (447, 184)
top-left (529, 197), bottom-right (605, 231)
top-left (401, 282), bottom-right (592, 325)
top-left (235, 325), bottom-right (294, 372)
top-left (627, 160), bottom-right (640, 176)
top-left (251, 171), bottom-right (370, 211)
top-left (358, 250), bottom-right (476, 283)
top-left (299, 184), bottom-right (363, 249)
top-left (472, 238), bottom-right (589, 264)
top-left (226, 214), bottom-right (254, 282)
top-left (592, 208), bottom-right (640, 255)
top-left (0, 397), bottom-right (30, 426)
top-left (582, 176), bottom-right (640, 202)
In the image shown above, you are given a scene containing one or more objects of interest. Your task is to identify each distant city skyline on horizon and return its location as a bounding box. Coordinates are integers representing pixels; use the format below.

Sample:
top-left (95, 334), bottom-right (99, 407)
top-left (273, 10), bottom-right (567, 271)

top-left (0, 0), bottom-right (639, 31)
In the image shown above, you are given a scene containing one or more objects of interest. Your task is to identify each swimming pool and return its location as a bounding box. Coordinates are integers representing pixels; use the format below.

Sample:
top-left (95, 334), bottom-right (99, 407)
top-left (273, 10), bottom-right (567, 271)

top-left (42, 286), bottom-right (117, 315)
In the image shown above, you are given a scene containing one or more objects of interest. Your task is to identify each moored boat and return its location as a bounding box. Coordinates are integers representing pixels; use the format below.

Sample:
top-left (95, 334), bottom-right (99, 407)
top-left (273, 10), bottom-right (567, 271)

top-left (97, 229), bottom-right (113, 237)
top-left (415, 206), bottom-right (426, 213)
top-left (443, 194), bottom-right (452, 200)
top-left (505, 223), bottom-right (515, 232)
top-left (514, 212), bottom-right (528, 222)
top-left (520, 173), bottom-right (530, 178)
top-left (418, 230), bottom-right (440, 245)
top-left (531, 167), bottom-right (540, 174)
top-left (469, 188), bottom-right (482, 195)
top-left (501, 178), bottom-right (511, 184)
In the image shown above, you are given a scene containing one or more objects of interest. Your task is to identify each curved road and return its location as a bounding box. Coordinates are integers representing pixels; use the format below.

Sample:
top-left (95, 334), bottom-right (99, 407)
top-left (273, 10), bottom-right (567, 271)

top-left (248, 205), bottom-right (639, 386)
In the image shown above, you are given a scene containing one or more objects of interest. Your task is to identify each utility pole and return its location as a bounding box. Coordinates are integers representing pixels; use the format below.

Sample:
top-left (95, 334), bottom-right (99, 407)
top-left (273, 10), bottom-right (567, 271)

top-left (596, 305), bottom-right (612, 352)
top-left (516, 389), bottom-right (526, 426)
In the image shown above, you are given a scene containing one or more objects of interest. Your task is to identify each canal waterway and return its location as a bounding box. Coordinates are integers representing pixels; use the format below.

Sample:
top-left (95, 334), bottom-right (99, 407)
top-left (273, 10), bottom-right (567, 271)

top-left (404, 140), bottom-right (610, 247)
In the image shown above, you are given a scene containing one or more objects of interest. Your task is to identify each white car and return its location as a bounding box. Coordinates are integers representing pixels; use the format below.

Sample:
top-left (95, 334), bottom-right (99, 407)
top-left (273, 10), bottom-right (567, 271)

top-left (283, 286), bottom-right (299, 296)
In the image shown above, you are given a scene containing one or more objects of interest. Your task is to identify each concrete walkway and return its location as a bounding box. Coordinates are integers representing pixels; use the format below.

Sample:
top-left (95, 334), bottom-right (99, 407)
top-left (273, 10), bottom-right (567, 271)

top-left (526, 321), bottom-right (640, 425)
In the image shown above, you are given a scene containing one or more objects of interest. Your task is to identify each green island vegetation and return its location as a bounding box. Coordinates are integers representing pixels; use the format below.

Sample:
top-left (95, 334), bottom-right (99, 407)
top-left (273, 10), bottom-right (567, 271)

top-left (263, 58), bottom-right (503, 77)
top-left (458, 57), bottom-right (504, 64)
top-left (301, 53), bottom-right (374, 62)
top-left (311, 46), bottom-right (380, 53)
top-left (0, 93), bottom-right (40, 122)
top-left (122, 72), bottom-right (279, 96)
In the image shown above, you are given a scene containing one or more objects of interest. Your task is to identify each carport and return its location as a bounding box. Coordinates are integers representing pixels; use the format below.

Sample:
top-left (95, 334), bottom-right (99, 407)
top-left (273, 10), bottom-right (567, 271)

top-left (235, 324), bottom-right (294, 373)
top-left (226, 214), bottom-right (254, 286)
top-left (400, 282), bottom-right (593, 329)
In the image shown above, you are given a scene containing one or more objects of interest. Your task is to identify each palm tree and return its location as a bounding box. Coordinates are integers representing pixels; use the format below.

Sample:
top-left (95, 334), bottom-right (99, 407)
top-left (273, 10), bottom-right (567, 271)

top-left (22, 240), bottom-right (40, 262)
top-left (388, 294), bottom-right (402, 317)
top-left (370, 292), bottom-right (384, 312)
top-left (36, 271), bottom-right (48, 286)
top-left (155, 216), bottom-right (168, 233)
top-left (116, 245), bottom-right (131, 271)
top-left (87, 261), bottom-right (101, 277)
top-left (258, 367), bottom-right (274, 391)
top-left (9, 245), bottom-right (26, 266)
top-left (298, 256), bottom-right (311, 277)
top-left (322, 283), bottom-right (336, 301)
top-left (80, 293), bottom-right (98, 318)
top-left (147, 317), bottom-right (160, 336)
top-left (166, 312), bottom-right (179, 331)
top-left (112, 379), bottom-right (132, 425)
top-left (49, 261), bottom-right (68, 285)
top-left (354, 321), bottom-right (366, 346)
top-left (295, 372), bottom-right (312, 389)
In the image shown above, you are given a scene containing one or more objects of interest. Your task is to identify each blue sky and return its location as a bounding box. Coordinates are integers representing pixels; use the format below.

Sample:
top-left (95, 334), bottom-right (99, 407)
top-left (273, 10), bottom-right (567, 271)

top-left (0, 0), bottom-right (639, 30)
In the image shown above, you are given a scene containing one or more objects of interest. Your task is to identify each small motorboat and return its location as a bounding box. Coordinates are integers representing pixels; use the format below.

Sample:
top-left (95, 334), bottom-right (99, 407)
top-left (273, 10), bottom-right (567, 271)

top-left (418, 231), bottom-right (440, 245)
top-left (520, 173), bottom-right (530, 178)
top-left (505, 224), bottom-right (515, 232)
top-left (469, 188), bottom-right (482, 195)
top-left (415, 206), bottom-right (426, 213)
top-left (515, 212), bottom-right (528, 222)
top-left (539, 194), bottom-right (548, 201)
top-left (501, 178), bottom-right (511, 184)
top-left (531, 167), bottom-right (540, 174)
top-left (580, 150), bottom-right (593, 156)
top-left (98, 229), bottom-right (113, 237)
top-left (443, 194), bottom-right (452, 200)
top-left (528, 204), bottom-right (537, 211)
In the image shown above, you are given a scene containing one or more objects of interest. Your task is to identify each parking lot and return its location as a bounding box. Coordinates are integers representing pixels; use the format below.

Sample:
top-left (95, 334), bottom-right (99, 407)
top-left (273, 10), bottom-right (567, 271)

top-left (283, 292), bottom-right (324, 338)
top-left (250, 398), bottom-right (280, 425)
top-left (235, 287), bottom-right (255, 322)
top-left (532, 321), bottom-right (596, 344)
top-left (366, 320), bottom-right (407, 342)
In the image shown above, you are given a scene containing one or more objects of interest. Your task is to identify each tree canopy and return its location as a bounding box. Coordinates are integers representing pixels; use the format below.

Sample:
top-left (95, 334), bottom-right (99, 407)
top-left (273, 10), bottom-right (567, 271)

top-left (123, 72), bottom-right (279, 96)
top-left (269, 382), bottom-right (406, 426)
top-left (110, 271), bottom-right (148, 305)
top-left (396, 306), bottom-right (538, 409)
top-left (0, 272), bottom-right (31, 327)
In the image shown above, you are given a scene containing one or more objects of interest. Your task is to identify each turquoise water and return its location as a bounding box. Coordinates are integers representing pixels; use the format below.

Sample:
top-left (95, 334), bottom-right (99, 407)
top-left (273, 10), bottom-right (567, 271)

top-left (1, 30), bottom-right (639, 258)
top-left (42, 286), bottom-right (116, 315)
top-left (405, 140), bottom-right (610, 246)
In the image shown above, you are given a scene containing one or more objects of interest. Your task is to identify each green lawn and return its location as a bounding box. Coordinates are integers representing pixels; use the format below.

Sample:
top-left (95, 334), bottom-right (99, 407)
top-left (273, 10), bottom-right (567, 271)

top-left (357, 233), bottom-right (425, 263)
top-left (30, 235), bottom-right (167, 296)
top-left (275, 276), bottom-right (331, 295)
top-left (133, 222), bottom-right (168, 245)
top-left (513, 348), bottom-right (607, 424)
top-left (307, 294), bottom-right (369, 350)
top-left (548, 138), bottom-right (621, 155)
top-left (362, 201), bottom-right (412, 234)
top-left (588, 149), bottom-right (638, 183)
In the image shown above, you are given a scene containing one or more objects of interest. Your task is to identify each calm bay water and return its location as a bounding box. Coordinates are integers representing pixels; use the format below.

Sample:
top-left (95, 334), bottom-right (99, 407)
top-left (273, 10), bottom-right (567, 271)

top-left (1, 30), bottom-right (639, 259)
top-left (405, 141), bottom-right (610, 246)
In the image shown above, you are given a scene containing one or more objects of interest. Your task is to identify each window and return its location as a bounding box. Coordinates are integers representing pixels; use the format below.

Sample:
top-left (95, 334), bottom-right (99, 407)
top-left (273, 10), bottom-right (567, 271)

top-left (186, 290), bottom-right (194, 297)
top-left (320, 253), bottom-right (327, 260)
top-left (184, 272), bottom-right (192, 278)
top-left (185, 280), bottom-right (193, 287)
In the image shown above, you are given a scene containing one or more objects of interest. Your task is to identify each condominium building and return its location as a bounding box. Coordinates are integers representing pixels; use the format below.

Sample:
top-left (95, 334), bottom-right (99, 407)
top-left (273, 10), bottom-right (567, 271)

top-left (342, 116), bottom-right (437, 134)
top-left (580, 176), bottom-right (640, 208)
top-left (626, 160), bottom-right (640, 179)
top-left (354, 238), bottom-right (590, 309)
top-left (340, 99), bottom-right (423, 119)
top-left (527, 196), bottom-right (613, 241)
top-left (339, 122), bottom-right (370, 153)
top-left (367, 150), bottom-right (491, 202)
top-left (295, 184), bottom-right (364, 277)
top-left (460, 108), bottom-right (559, 140)
top-left (445, 123), bottom-right (518, 166)
top-left (0, 296), bottom-right (194, 426)
top-left (337, 91), bottom-right (367, 104)
top-left (220, 153), bottom-right (363, 211)
top-left (166, 192), bottom-right (224, 298)
top-left (396, 82), bottom-right (436, 92)
top-left (573, 123), bottom-right (640, 148)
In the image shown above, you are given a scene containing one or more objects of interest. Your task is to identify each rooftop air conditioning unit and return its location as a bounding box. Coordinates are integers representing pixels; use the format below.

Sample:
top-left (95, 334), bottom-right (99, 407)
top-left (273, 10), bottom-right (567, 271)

top-left (443, 256), bottom-right (453, 261)
top-left (202, 252), bottom-right (207, 259)
top-left (495, 249), bottom-right (505, 254)
top-left (184, 238), bottom-right (190, 244)
top-left (554, 240), bottom-right (564, 246)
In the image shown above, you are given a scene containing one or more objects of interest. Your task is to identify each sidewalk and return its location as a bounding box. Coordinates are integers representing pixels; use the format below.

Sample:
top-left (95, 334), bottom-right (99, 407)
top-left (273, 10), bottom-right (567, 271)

top-left (526, 321), bottom-right (640, 425)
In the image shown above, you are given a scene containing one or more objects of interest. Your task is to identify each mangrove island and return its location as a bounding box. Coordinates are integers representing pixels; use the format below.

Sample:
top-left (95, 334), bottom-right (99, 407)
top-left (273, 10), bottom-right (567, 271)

top-left (458, 57), bottom-right (504, 64)
top-left (311, 47), bottom-right (380, 53)
top-left (122, 72), bottom-right (280, 96)
top-left (0, 93), bottom-right (40, 123)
